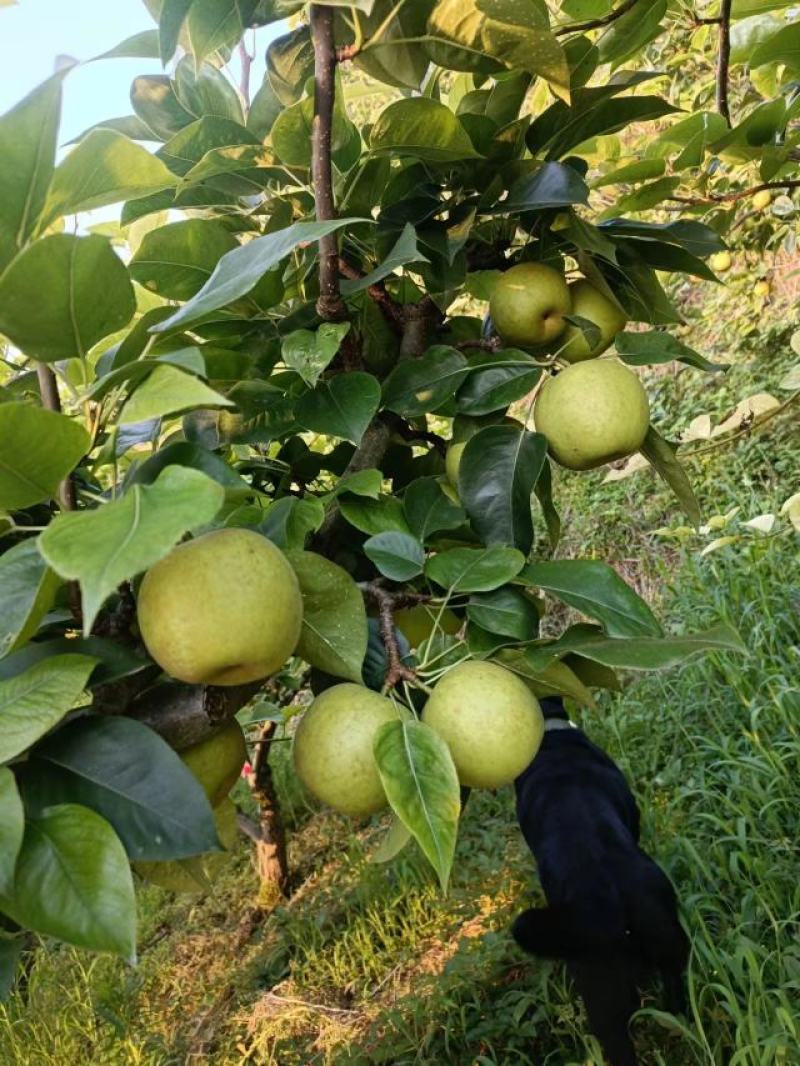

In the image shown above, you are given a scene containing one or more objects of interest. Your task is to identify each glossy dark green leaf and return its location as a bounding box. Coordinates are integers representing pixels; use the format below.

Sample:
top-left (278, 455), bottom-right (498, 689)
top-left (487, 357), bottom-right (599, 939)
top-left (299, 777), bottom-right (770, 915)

top-left (596, 0), bottom-right (666, 65)
top-left (129, 441), bottom-right (255, 498)
top-left (341, 224), bottom-right (428, 295)
top-left (0, 655), bottom-right (97, 765)
top-left (364, 532), bottom-right (425, 581)
top-left (599, 218), bottom-right (725, 257)
top-left (28, 717), bottom-right (219, 861)
top-left (0, 637), bottom-right (149, 688)
top-left (459, 426), bottom-right (548, 554)
top-left (467, 587), bottom-right (539, 640)
top-left (129, 218), bottom-right (237, 300)
top-left (119, 365), bottom-right (233, 425)
top-left (259, 496), bottom-right (325, 551)
top-left (599, 176), bottom-right (681, 220)
top-left (534, 458), bottom-right (561, 549)
top-left (382, 346), bottom-right (469, 417)
top-left (374, 719), bottom-right (460, 892)
top-left (130, 75), bottom-right (195, 141)
top-left (152, 219), bottom-right (363, 332)
top-left (285, 550), bottom-right (368, 682)
top-left (640, 426), bottom-right (702, 528)
top-left (185, 0), bottom-right (259, 63)
top-left (456, 351), bottom-right (541, 416)
top-left (0, 72), bottom-right (64, 270)
top-left (282, 323), bottom-right (352, 387)
top-left (0, 804), bottom-right (136, 961)
top-left (0, 769), bottom-right (24, 895)
top-left (295, 372), bottom-right (380, 445)
top-left (266, 25), bottom-right (315, 106)
top-left (39, 466), bottom-right (224, 634)
top-left (517, 559), bottom-right (662, 638)
top-left (0, 540), bottom-right (60, 658)
top-left (426, 546), bottom-right (525, 593)
top-left (616, 331), bottom-right (727, 373)
top-left (339, 495), bottom-right (412, 536)
top-left (0, 404), bottom-right (90, 511)
top-left (403, 477), bottom-right (466, 542)
top-left (370, 97), bottom-right (481, 162)
top-left (0, 235), bottom-right (135, 361)
top-left (544, 96), bottom-right (679, 161)
top-left (498, 161), bottom-right (588, 214)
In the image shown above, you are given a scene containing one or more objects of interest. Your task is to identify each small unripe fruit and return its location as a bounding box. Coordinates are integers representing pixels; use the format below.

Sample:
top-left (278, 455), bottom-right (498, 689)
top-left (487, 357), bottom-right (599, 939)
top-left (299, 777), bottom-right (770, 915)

top-left (293, 683), bottom-right (401, 817)
top-left (490, 262), bottom-right (571, 348)
top-left (422, 661), bottom-right (544, 789)
top-left (752, 190), bottom-right (772, 211)
top-left (181, 721), bottom-right (247, 806)
top-left (535, 360), bottom-right (650, 471)
top-left (710, 251), bottom-right (731, 273)
top-left (137, 529), bottom-right (302, 686)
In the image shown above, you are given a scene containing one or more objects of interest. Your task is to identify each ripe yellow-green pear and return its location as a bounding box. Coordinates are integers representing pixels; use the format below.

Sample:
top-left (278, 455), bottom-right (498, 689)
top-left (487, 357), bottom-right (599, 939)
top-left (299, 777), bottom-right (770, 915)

top-left (180, 721), bottom-right (247, 806)
top-left (753, 279), bottom-right (770, 298)
top-left (710, 250), bottom-right (731, 273)
top-left (490, 262), bottom-right (571, 348)
top-left (752, 189), bottom-right (772, 211)
top-left (293, 684), bottom-right (401, 817)
top-left (135, 798), bottom-right (238, 894)
top-left (560, 280), bottom-right (628, 363)
top-left (395, 604), bottom-right (461, 649)
top-left (422, 661), bottom-right (544, 789)
top-left (137, 528), bottom-right (302, 686)
top-left (534, 360), bottom-right (650, 471)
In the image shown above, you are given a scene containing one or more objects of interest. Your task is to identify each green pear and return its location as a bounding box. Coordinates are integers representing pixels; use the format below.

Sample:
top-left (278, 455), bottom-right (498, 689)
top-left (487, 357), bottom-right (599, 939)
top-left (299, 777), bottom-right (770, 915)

top-left (395, 604), bottom-right (461, 649)
top-left (422, 661), bottom-right (544, 789)
top-left (710, 251), bottom-right (731, 273)
top-left (181, 721), bottom-right (247, 807)
top-left (135, 798), bottom-right (238, 894)
top-left (137, 528), bottom-right (302, 686)
top-left (560, 280), bottom-right (628, 363)
top-left (534, 360), bottom-right (650, 471)
top-left (293, 683), bottom-right (401, 817)
top-left (490, 262), bottom-right (571, 348)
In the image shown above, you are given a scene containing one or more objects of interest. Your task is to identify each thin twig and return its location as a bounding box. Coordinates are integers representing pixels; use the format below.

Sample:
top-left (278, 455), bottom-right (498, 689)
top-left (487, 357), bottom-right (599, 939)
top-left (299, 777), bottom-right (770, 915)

top-left (338, 257), bottom-right (406, 334)
top-left (667, 180), bottom-right (800, 206)
top-left (716, 0), bottom-right (733, 126)
top-left (553, 0), bottom-right (637, 36)
top-left (310, 4), bottom-right (346, 323)
top-left (683, 391), bottom-right (799, 458)
top-left (457, 337), bottom-right (501, 353)
top-left (358, 583), bottom-right (431, 689)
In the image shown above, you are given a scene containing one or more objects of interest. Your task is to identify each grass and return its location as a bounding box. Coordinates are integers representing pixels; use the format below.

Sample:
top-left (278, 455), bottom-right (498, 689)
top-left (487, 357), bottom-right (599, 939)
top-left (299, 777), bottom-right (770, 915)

top-left (1, 299), bottom-right (798, 1065)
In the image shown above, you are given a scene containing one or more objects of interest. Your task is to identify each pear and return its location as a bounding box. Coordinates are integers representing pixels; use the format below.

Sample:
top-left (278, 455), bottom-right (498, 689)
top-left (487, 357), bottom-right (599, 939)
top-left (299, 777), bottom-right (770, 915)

top-left (422, 661), bottom-right (544, 789)
top-left (560, 280), bottom-right (628, 363)
top-left (395, 604), bottom-right (461, 649)
top-left (181, 721), bottom-right (248, 806)
top-left (293, 683), bottom-right (401, 817)
top-left (137, 528), bottom-right (302, 686)
top-left (710, 251), bottom-right (731, 273)
top-left (490, 262), bottom-right (571, 348)
top-left (535, 360), bottom-right (650, 471)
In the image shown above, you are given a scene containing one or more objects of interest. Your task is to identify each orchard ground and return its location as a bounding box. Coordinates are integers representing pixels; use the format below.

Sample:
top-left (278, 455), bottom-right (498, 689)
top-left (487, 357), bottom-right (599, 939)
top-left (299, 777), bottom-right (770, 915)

top-left (2, 271), bottom-right (797, 1066)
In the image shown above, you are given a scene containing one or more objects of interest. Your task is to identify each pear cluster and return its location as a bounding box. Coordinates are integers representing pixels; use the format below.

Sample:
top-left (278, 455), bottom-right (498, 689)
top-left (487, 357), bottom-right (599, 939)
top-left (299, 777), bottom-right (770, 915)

top-left (480, 263), bottom-right (651, 472)
top-left (292, 662), bottom-right (544, 818)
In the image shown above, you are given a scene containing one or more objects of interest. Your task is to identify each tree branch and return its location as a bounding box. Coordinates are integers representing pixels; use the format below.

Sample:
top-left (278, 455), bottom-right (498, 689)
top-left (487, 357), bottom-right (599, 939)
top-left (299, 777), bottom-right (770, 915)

top-left (667, 179), bottom-right (800, 206)
top-left (457, 337), bottom-right (501, 353)
top-left (338, 257), bottom-right (406, 334)
top-left (311, 4), bottom-right (346, 323)
top-left (238, 36), bottom-right (254, 109)
top-left (716, 0), bottom-right (733, 126)
top-left (554, 0), bottom-right (637, 36)
top-left (125, 681), bottom-right (261, 751)
top-left (358, 582), bottom-right (431, 689)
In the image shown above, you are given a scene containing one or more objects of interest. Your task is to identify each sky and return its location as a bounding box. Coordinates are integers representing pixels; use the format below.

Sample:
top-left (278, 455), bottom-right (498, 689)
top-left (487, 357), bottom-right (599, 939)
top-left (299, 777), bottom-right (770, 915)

top-left (0, 0), bottom-right (274, 142)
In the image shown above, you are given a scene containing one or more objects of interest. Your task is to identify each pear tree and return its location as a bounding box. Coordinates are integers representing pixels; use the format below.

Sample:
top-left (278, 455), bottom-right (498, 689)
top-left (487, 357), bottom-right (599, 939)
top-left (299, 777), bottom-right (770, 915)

top-left (1, 0), bottom-right (796, 983)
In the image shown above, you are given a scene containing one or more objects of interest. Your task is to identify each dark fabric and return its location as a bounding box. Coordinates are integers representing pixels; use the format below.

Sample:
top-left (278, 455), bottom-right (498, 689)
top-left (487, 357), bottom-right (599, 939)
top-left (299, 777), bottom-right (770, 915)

top-left (512, 698), bottom-right (688, 1066)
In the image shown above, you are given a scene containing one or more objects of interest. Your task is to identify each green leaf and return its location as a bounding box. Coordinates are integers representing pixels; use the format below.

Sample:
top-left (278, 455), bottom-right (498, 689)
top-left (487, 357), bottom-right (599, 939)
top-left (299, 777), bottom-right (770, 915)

top-left (0, 769), bottom-right (24, 894)
top-left (364, 532), bottom-right (425, 581)
top-left (282, 323), bottom-right (352, 387)
top-left (174, 56), bottom-right (244, 124)
top-left (340, 223), bottom-right (429, 295)
top-left (260, 497), bottom-right (325, 551)
top-left (285, 550), bottom-right (368, 682)
top-left (271, 84), bottom-right (359, 169)
top-left (0, 655), bottom-right (97, 765)
top-left (186, 0), bottom-right (259, 64)
top-left (128, 218), bottom-right (237, 301)
top-left (403, 477), bottom-right (466, 543)
top-left (266, 25), bottom-right (315, 107)
top-left (544, 96), bottom-right (679, 161)
top-left (517, 560), bottom-right (662, 638)
top-left (456, 351), bottom-right (541, 416)
top-left (750, 23), bottom-right (800, 69)
top-left (39, 466), bottom-right (224, 635)
top-left (91, 29), bottom-right (161, 61)
top-left (152, 219), bottom-right (365, 333)
top-left (524, 622), bottom-right (746, 671)
top-left (295, 372), bottom-right (380, 446)
top-left (599, 176), bottom-right (681, 221)
top-left (426, 546), bottom-right (525, 593)
top-left (339, 495), bottom-right (411, 536)
top-left (0, 235), bottom-right (135, 362)
top-left (533, 458), bottom-right (560, 549)
top-left (640, 426), bottom-right (702, 528)
top-left (459, 426), bottom-right (547, 554)
top-left (0, 404), bottom-right (90, 512)
top-left (119, 365), bottom-right (234, 425)
top-left (616, 331), bottom-right (727, 373)
top-left (130, 75), bottom-right (195, 141)
top-left (129, 440), bottom-right (255, 498)
top-left (0, 540), bottom-right (60, 658)
top-left (467, 587), bottom-right (538, 640)
top-left (370, 815), bottom-right (412, 864)
top-left (158, 0), bottom-right (195, 64)
top-left (497, 651), bottom-right (597, 709)
top-left (0, 72), bottom-right (63, 271)
top-left (499, 161), bottom-right (589, 213)
top-left (373, 719), bottom-right (460, 893)
top-left (370, 98), bottom-right (481, 162)
top-left (27, 716), bottom-right (219, 861)
top-left (382, 346), bottom-right (469, 417)
top-left (596, 0), bottom-right (666, 65)
top-left (0, 804), bottom-right (136, 961)
top-left (0, 637), bottom-right (149, 688)
top-left (41, 131), bottom-right (178, 227)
